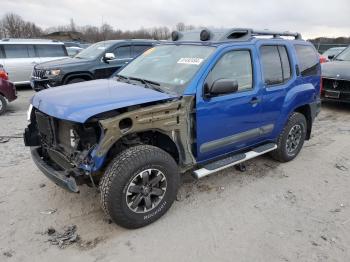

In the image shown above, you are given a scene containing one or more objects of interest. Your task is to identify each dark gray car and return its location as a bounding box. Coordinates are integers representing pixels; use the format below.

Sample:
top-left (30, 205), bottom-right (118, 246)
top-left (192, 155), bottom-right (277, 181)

top-left (31, 39), bottom-right (157, 91)
top-left (321, 46), bottom-right (350, 103)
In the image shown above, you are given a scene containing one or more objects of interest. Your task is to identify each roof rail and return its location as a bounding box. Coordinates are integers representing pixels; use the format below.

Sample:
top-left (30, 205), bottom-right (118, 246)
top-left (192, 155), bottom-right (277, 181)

top-left (171, 28), bottom-right (302, 42)
top-left (0, 38), bottom-right (61, 42)
top-left (250, 29), bottom-right (302, 40)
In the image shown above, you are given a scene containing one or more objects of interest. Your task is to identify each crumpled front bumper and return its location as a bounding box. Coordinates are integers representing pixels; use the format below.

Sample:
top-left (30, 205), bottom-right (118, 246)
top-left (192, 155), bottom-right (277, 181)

top-left (30, 147), bottom-right (79, 193)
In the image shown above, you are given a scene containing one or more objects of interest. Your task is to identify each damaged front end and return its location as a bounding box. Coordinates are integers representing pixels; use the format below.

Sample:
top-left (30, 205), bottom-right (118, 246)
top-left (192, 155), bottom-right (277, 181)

top-left (24, 96), bottom-right (197, 193)
top-left (24, 109), bottom-right (102, 192)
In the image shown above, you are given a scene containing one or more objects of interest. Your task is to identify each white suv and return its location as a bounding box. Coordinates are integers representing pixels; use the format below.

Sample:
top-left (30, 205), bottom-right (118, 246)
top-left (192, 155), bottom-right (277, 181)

top-left (0, 39), bottom-right (68, 85)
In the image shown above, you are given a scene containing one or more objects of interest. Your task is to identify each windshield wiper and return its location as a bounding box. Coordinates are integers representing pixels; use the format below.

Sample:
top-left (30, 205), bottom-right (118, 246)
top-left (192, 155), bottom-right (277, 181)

top-left (115, 74), bottom-right (130, 83)
top-left (128, 77), bottom-right (164, 93)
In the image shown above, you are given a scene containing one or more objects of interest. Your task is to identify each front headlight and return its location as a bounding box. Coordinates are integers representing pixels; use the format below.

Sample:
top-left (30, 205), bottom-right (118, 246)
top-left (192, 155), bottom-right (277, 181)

top-left (45, 69), bottom-right (61, 76)
top-left (27, 104), bottom-right (33, 122)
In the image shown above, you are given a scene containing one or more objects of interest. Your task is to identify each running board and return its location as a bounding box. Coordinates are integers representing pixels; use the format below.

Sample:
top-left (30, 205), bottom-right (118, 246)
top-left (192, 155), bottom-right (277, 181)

top-left (193, 143), bottom-right (277, 179)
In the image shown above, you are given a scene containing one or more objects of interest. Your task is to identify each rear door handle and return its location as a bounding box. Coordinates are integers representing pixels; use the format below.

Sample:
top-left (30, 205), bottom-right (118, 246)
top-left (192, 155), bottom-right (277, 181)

top-left (249, 97), bottom-right (261, 105)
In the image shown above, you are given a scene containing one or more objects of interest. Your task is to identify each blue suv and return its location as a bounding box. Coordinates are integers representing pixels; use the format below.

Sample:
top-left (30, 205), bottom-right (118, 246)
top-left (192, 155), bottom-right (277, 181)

top-left (24, 28), bottom-right (321, 228)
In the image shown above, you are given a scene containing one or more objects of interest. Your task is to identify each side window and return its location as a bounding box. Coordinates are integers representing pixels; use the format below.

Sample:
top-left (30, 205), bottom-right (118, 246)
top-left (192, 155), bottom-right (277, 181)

top-left (278, 46), bottom-right (291, 80)
top-left (260, 46), bottom-right (283, 85)
top-left (3, 44), bottom-right (30, 58)
top-left (36, 45), bottom-right (66, 57)
top-left (260, 45), bottom-right (291, 85)
top-left (207, 50), bottom-right (253, 92)
top-left (113, 46), bottom-right (131, 59)
top-left (27, 45), bottom-right (36, 57)
top-left (294, 45), bottom-right (319, 77)
top-left (132, 45), bottom-right (152, 57)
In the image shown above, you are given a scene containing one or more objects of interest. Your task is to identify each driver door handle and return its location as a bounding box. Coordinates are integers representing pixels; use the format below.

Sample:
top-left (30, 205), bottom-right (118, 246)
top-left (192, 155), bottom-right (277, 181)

top-left (249, 97), bottom-right (261, 105)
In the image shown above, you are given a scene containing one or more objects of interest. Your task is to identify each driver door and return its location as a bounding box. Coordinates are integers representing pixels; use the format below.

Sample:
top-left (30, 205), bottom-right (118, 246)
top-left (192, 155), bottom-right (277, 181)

top-left (196, 48), bottom-right (266, 162)
top-left (94, 45), bottom-right (132, 79)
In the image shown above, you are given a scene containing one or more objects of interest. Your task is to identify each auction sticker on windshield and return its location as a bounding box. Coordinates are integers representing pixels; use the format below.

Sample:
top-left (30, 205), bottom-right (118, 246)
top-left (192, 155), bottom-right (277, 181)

top-left (177, 57), bottom-right (204, 65)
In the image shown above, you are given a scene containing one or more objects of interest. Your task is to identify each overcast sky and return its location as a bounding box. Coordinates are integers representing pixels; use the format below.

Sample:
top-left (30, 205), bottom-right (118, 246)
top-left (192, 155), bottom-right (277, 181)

top-left (1, 0), bottom-right (349, 39)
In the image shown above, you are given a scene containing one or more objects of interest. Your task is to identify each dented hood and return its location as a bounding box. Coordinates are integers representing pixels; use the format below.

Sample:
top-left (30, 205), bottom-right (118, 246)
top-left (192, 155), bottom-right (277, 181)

top-left (31, 79), bottom-right (175, 123)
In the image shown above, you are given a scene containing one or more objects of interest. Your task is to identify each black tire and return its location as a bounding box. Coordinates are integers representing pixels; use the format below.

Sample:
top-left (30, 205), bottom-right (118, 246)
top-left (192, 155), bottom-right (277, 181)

top-left (67, 78), bottom-right (86, 84)
top-left (0, 95), bottom-right (7, 115)
top-left (100, 145), bottom-right (180, 229)
top-left (270, 112), bottom-right (307, 162)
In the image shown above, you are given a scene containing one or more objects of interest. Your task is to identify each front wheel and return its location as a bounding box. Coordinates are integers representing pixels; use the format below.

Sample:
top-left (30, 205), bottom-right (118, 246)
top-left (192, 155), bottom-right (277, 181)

top-left (271, 112), bottom-right (307, 162)
top-left (100, 145), bottom-right (180, 229)
top-left (67, 78), bottom-right (86, 84)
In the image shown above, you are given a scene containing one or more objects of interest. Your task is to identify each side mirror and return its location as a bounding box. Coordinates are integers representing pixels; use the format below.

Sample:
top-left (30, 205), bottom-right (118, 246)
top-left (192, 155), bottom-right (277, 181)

top-left (328, 54), bottom-right (335, 60)
top-left (205, 79), bottom-right (238, 98)
top-left (103, 52), bottom-right (115, 63)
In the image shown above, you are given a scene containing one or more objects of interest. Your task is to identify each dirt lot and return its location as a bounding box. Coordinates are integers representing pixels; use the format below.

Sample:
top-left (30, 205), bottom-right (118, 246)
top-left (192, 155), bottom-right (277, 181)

top-left (0, 88), bottom-right (349, 262)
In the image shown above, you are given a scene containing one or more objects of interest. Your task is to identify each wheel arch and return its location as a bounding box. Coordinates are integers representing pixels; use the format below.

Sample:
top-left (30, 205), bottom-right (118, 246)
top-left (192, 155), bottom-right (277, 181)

top-left (103, 130), bottom-right (181, 170)
top-left (63, 72), bottom-right (94, 84)
top-left (293, 104), bottom-right (312, 140)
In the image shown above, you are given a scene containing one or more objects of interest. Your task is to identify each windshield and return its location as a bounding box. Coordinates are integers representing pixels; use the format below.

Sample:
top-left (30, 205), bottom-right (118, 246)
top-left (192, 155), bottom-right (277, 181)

top-left (117, 45), bottom-right (215, 95)
top-left (334, 46), bottom-right (350, 61)
top-left (323, 47), bottom-right (346, 57)
top-left (75, 41), bottom-right (114, 60)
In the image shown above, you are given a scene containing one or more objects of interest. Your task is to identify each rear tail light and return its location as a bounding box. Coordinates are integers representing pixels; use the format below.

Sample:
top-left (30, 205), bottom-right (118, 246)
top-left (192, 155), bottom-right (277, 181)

top-left (320, 77), bottom-right (324, 95)
top-left (319, 55), bottom-right (328, 64)
top-left (0, 69), bottom-right (8, 81)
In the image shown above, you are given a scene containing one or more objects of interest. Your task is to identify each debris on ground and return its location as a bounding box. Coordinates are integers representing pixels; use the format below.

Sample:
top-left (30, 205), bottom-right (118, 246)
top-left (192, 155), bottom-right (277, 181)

top-left (47, 227), bottom-right (56, 235)
top-left (103, 218), bottom-right (113, 224)
top-left (40, 208), bottom-right (57, 215)
top-left (0, 135), bottom-right (23, 143)
top-left (335, 163), bottom-right (348, 171)
top-left (0, 137), bottom-right (10, 143)
top-left (78, 237), bottom-right (103, 250)
top-left (3, 250), bottom-right (14, 257)
top-left (39, 183), bottom-right (46, 188)
top-left (284, 190), bottom-right (297, 204)
top-left (235, 163), bottom-right (247, 172)
top-left (47, 225), bottom-right (79, 248)
top-left (330, 208), bottom-right (342, 213)
top-left (311, 241), bottom-right (319, 246)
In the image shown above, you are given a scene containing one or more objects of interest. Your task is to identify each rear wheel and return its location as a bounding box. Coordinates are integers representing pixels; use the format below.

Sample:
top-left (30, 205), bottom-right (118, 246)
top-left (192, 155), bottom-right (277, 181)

top-left (271, 112), bottom-right (307, 162)
top-left (100, 145), bottom-right (180, 229)
top-left (0, 95), bottom-right (7, 115)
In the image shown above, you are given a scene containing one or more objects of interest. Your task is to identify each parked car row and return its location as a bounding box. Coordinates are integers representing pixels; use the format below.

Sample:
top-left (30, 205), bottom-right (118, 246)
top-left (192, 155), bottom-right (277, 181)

top-left (30, 39), bottom-right (156, 91)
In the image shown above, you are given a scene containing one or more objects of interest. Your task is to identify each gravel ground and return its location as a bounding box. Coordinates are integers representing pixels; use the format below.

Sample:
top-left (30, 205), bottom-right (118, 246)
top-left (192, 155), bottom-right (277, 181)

top-left (0, 88), bottom-right (350, 262)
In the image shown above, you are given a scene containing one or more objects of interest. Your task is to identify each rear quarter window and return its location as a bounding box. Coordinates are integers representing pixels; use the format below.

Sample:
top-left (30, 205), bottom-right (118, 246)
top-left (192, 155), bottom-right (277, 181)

top-left (294, 44), bottom-right (319, 77)
top-left (36, 44), bottom-right (67, 57)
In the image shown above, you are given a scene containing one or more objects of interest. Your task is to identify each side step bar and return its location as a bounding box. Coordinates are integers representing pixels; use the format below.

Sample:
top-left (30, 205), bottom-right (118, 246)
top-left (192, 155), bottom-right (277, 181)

top-left (193, 143), bottom-right (277, 179)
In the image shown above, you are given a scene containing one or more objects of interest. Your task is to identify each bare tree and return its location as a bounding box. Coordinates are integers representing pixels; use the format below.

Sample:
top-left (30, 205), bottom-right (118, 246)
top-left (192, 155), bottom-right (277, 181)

top-left (176, 22), bottom-right (185, 32)
top-left (69, 18), bottom-right (76, 32)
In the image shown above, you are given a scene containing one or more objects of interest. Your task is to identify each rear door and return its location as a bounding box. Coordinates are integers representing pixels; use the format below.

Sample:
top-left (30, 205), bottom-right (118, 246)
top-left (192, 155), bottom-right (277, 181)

top-left (2, 44), bottom-right (39, 83)
top-left (258, 44), bottom-right (295, 137)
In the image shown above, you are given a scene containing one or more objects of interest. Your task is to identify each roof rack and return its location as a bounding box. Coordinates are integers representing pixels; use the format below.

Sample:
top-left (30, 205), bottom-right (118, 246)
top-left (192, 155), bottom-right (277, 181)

top-left (1, 38), bottom-right (60, 42)
top-left (171, 28), bottom-right (302, 42)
